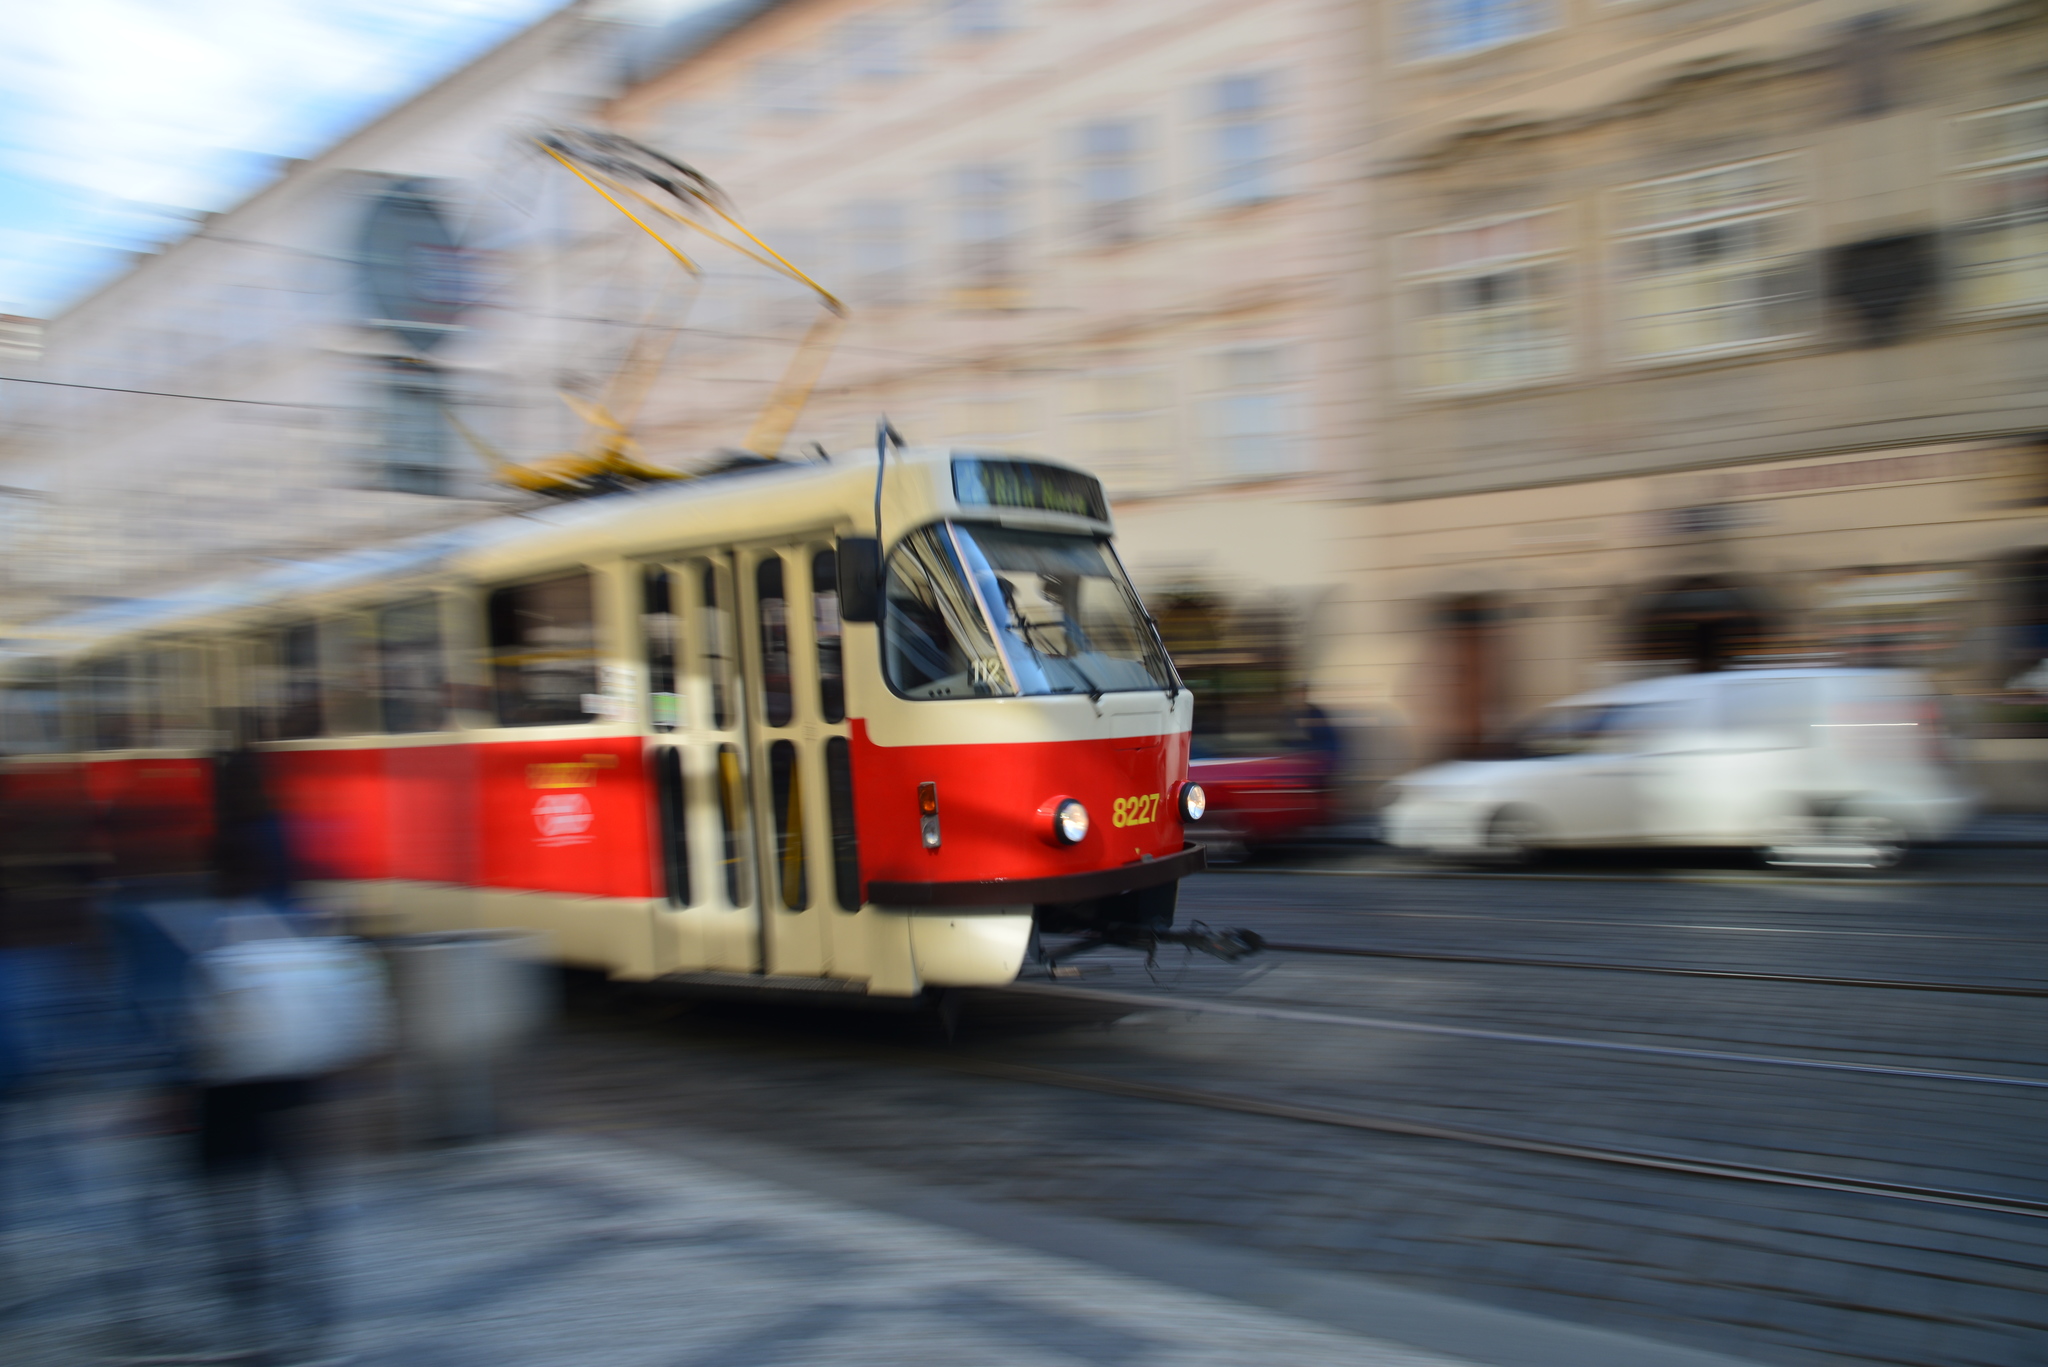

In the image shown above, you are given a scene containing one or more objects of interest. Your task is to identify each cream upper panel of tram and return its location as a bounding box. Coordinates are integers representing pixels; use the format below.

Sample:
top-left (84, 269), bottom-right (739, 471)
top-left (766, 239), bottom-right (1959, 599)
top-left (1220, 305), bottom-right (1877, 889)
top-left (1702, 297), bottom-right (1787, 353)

top-left (2, 447), bottom-right (1119, 677)
top-left (855, 682), bottom-right (1193, 749)
top-left (453, 447), bottom-right (1111, 584)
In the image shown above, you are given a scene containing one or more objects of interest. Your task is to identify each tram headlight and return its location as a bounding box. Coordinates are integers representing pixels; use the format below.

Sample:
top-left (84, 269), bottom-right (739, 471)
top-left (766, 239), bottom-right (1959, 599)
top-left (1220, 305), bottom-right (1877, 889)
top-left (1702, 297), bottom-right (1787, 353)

top-left (1177, 782), bottom-right (1206, 823)
top-left (1053, 799), bottom-right (1090, 846)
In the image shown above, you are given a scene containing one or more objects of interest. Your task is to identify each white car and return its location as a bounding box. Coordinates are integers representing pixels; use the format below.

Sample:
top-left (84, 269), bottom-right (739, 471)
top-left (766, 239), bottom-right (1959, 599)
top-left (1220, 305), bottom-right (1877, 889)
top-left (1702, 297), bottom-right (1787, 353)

top-left (1382, 668), bottom-right (1974, 868)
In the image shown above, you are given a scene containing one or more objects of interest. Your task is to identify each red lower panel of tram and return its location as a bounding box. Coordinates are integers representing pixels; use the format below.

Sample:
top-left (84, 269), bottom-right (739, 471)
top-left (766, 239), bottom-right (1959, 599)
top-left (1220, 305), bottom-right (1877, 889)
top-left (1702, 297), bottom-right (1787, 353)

top-left (43, 720), bottom-right (1187, 903)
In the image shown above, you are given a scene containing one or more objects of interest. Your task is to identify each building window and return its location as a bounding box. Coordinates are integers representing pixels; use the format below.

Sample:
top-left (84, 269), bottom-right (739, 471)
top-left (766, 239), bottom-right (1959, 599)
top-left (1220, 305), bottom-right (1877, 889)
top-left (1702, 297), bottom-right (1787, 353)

top-left (1408, 0), bottom-right (1553, 60)
top-left (1208, 345), bottom-right (1305, 479)
top-left (1077, 120), bottom-right (1145, 245)
top-left (1401, 211), bottom-right (1569, 392)
top-left (953, 164), bottom-right (1023, 300)
top-left (1208, 74), bottom-right (1280, 208)
top-left (1064, 368), bottom-right (1171, 483)
top-left (844, 199), bottom-right (910, 304)
top-left (1613, 157), bottom-right (1810, 361)
top-left (1953, 101), bottom-right (2048, 314)
top-left (378, 363), bottom-right (451, 495)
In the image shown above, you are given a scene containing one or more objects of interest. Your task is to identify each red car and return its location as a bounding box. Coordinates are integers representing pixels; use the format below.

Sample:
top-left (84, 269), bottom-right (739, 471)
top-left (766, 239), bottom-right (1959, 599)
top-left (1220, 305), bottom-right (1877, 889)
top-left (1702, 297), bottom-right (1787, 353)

top-left (1188, 751), bottom-right (1339, 856)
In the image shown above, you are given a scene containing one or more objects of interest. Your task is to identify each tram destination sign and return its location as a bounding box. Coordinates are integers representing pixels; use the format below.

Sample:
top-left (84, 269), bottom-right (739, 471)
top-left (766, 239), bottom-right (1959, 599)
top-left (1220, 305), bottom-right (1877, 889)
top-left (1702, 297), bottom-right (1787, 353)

top-left (952, 458), bottom-right (1108, 523)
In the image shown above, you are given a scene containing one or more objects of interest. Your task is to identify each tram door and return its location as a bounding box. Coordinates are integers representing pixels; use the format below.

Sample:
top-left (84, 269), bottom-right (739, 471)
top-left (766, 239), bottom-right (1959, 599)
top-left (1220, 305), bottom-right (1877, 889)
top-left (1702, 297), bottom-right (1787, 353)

top-left (646, 556), bottom-right (761, 974)
top-left (734, 538), bottom-right (862, 979)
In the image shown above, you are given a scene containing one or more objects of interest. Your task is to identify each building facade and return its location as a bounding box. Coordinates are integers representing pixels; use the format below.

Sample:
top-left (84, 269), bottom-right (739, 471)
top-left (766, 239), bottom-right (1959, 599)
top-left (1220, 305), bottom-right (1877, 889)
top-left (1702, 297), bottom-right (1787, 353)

top-left (601, 0), bottom-right (1373, 684)
top-left (1354, 0), bottom-right (2048, 802)
top-left (0, 4), bottom-right (648, 639)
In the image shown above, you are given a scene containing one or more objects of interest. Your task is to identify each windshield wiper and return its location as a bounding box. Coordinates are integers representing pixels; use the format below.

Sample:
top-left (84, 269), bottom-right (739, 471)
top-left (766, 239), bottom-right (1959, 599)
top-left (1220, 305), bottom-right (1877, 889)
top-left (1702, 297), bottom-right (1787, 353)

top-left (1057, 652), bottom-right (1105, 705)
top-left (1019, 618), bottom-right (1104, 703)
top-left (998, 578), bottom-right (1104, 702)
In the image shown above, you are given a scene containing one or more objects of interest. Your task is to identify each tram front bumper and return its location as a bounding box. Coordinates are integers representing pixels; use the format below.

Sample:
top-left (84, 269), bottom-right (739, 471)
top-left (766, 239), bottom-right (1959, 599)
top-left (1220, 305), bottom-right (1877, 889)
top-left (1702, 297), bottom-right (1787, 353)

top-left (865, 842), bottom-right (1205, 909)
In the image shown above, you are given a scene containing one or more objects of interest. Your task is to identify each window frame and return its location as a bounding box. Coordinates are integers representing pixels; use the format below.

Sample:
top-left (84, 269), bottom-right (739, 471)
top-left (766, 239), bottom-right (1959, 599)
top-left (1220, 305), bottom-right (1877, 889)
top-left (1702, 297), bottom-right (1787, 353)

top-left (1202, 72), bottom-right (1285, 211)
top-left (374, 360), bottom-right (454, 497)
top-left (1074, 117), bottom-right (1148, 247)
top-left (483, 569), bottom-right (603, 730)
top-left (1398, 207), bottom-right (1574, 396)
top-left (1401, 0), bottom-right (1557, 65)
top-left (1200, 340), bottom-right (1311, 481)
top-left (1948, 98), bottom-right (2048, 319)
top-left (1606, 154), bottom-right (1815, 366)
top-left (374, 594), bottom-right (451, 735)
top-left (950, 161), bottom-right (1026, 299)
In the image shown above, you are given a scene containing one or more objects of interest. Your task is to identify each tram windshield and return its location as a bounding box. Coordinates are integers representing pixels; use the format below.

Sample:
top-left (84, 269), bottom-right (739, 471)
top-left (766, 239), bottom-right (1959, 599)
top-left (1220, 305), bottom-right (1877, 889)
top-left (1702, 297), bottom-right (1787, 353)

top-left (883, 523), bottom-right (1175, 699)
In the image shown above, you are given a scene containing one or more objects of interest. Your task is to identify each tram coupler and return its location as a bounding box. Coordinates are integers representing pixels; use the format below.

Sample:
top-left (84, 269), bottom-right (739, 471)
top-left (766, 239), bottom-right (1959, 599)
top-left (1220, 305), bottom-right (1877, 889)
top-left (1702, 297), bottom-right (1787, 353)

top-left (1047, 922), bottom-right (1265, 968)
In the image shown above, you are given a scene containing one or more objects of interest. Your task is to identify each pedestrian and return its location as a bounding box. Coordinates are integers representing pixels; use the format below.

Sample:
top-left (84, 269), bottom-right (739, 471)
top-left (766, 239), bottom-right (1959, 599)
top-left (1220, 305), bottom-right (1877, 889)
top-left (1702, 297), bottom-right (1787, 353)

top-left (130, 733), bottom-right (387, 1361)
top-left (1292, 684), bottom-right (1343, 787)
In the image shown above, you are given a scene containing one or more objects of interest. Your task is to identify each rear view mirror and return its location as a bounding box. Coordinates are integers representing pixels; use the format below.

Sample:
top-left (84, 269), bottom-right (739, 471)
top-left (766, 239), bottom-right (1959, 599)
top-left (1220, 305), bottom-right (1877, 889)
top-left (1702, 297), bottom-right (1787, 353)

top-left (838, 536), bottom-right (880, 622)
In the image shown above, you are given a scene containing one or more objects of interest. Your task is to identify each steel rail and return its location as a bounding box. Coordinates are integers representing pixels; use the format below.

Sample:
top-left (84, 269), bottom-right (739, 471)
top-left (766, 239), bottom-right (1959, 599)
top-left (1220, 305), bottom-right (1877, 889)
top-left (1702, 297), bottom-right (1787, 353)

top-left (1214, 864), bottom-right (2048, 890)
top-left (1256, 941), bottom-right (2048, 998)
top-left (995, 982), bottom-right (2048, 1090)
top-left (929, 1054), bottom-right (2048, 1222)
top-left (1183, 904), bottom-right (2048, 946)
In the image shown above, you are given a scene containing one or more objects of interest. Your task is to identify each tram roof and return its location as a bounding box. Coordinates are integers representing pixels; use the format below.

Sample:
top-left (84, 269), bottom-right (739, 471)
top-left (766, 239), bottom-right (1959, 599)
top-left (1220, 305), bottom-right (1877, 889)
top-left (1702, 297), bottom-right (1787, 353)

top-left (1, 446), bottom-right (1110, 665)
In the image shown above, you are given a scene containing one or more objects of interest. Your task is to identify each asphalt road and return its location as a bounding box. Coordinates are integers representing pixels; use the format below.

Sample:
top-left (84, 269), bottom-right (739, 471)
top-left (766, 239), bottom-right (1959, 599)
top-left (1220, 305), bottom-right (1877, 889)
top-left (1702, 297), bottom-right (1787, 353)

top-left (531, 850), bottom-right (2048, 1367)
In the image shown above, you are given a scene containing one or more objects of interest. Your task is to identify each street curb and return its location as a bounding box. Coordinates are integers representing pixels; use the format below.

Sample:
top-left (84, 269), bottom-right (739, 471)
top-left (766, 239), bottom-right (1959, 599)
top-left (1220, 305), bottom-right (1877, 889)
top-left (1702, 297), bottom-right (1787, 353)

top-left (610, 1124), bottom-right (1771, 1367)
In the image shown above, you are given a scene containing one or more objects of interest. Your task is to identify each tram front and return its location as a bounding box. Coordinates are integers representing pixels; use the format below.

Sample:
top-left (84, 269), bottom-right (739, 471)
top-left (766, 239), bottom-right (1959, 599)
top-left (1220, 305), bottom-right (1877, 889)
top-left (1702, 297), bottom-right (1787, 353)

top-left (846, 452), bottom-right (1204, 988)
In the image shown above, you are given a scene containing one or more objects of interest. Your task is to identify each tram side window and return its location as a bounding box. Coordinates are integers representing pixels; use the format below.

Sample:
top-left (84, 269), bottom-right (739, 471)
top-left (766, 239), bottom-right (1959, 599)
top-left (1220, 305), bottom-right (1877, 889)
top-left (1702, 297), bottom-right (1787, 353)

top-left (883, 526), bottom-right (1012, 699)
top-left (768, 738), bottom-right (808, 911)
top-left (486, 573), bottom-right (598, 727)
top-left (273, 622), bottom-right (322, 740)
top-left (144, 648), bottom-right (209, 749)
top-left (642, 567), bottom-right (678, 733)
top-left (320, 617), bottom-right (378, 736)
top-left (1, 664), bottom-right (64, 755)
top-left (701, 564), bottom-right (732, 731)
top-left (85, 656), bottom-right (137, 751)
top-left (757, 556), bottom-right (793, 728)
top-left (812, 548), bottom-right (844, 724)
top-left (376, 598), bottom-right (447, 733)
top-left (824, 735), bottom-right (860, 911)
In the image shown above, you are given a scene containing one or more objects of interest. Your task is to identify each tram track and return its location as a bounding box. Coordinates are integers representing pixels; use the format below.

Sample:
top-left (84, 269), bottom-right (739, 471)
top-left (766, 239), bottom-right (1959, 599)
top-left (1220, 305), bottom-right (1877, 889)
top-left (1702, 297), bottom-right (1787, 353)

top-left (1193, 903), bottom-right (2048, 946)
top-left (1216, 863), bottom-right (2048, 890)
top-left (565, 981), bottom-right (2048, 1235)
top-left (918, 1051), bottom-right (2048, 1223)
top-left (992, 981), bottom-right (2048, 1090)
top-left (1252, 940), bottom-right (2048, 997)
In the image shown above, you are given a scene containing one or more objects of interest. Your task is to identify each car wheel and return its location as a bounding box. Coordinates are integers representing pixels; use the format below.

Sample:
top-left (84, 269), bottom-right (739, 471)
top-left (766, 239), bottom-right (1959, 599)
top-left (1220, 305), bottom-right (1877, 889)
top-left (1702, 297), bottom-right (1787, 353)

top-left (1479, 807), bottom-right (1543, 869)
top-left (1836, 814), bottom-right (1907, 871)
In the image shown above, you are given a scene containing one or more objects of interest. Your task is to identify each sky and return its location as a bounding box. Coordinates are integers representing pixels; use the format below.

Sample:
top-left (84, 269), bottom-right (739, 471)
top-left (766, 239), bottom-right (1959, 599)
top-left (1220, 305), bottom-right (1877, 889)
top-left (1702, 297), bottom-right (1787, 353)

top-left (0, 0), bottom-right (707, 319)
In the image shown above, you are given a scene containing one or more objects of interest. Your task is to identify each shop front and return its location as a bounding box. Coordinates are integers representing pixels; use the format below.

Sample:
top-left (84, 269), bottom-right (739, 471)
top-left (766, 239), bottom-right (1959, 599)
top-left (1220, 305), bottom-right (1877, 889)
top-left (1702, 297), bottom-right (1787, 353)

top-left (1365, 440), bottom-right (2048, 804)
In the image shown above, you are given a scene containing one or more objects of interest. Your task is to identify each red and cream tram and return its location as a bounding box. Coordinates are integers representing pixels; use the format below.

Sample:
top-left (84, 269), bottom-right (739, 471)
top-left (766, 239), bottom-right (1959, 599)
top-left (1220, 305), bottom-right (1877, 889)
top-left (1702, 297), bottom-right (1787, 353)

top-left (0, 448), bottom-right (1204, 996)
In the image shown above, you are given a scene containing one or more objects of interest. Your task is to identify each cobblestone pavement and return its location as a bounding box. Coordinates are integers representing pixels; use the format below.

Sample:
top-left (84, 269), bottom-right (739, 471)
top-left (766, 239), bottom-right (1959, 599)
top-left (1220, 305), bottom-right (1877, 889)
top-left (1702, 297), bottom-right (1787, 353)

top-left (1, 1105), bottom-right (1506, 1367)
top-left (518, 862), bottom-right (2048, 1367)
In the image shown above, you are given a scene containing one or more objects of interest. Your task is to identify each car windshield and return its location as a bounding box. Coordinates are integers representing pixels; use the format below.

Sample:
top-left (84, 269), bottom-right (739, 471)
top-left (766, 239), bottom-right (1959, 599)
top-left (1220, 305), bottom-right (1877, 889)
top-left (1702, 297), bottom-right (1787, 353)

top-left (881, 523), bottom-right (1176, 699)
top-left (1513, 700), bottom-right (1680, 757)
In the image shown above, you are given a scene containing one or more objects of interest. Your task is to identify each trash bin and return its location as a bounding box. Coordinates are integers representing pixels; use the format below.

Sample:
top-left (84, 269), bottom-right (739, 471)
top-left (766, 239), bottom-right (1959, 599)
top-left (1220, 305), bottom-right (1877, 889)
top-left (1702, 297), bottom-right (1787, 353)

top-left (384, 930), bottom-right (547, 1144)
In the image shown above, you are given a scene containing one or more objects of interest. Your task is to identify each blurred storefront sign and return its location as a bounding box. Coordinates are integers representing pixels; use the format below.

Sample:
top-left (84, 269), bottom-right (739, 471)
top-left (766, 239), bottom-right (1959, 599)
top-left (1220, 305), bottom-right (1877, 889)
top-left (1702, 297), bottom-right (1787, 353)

top-left (1816, 569), bottom-right (1973, 667)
